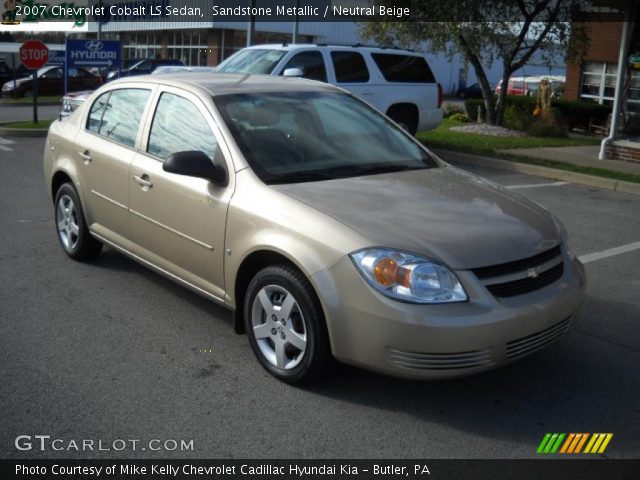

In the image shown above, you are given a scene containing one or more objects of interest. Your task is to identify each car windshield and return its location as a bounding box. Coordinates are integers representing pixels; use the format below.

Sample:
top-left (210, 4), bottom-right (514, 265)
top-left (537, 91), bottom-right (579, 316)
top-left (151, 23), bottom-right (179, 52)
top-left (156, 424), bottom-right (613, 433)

top-left (216, 49), bottom-right (286, 75)
top-left (214, 91), bottom-right (438, 184)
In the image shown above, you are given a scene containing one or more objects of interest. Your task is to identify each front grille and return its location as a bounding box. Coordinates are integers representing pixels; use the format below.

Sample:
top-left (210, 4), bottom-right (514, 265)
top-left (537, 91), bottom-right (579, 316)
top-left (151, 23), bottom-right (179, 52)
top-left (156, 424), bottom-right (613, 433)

top-left (506, 317), bottom-right (571, 359)
top-left (486, 262), bottom-right (564, 298)
top-left (472, 245), bottom-right (561, 279)
top-left (388, 349), bottom-right (494, 371)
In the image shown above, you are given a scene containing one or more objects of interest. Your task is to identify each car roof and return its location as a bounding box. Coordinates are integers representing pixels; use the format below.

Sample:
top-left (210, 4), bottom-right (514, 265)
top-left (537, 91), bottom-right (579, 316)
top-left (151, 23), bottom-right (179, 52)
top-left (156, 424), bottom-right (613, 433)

top-left (244, 43), bottom-right (420, 55)
top-left (107, 72), bottom-right (341, 96)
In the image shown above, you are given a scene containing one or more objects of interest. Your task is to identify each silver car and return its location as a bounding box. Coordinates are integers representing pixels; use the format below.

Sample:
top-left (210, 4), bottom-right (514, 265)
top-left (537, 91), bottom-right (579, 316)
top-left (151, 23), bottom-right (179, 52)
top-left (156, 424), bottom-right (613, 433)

top-left (43, 74), bottom-right (586, 384)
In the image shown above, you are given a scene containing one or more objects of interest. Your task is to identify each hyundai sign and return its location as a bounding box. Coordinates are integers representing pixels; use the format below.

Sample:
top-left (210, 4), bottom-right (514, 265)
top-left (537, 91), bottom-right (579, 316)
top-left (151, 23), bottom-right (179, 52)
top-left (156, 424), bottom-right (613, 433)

top-left (65, 39), bottom-right (121, 69)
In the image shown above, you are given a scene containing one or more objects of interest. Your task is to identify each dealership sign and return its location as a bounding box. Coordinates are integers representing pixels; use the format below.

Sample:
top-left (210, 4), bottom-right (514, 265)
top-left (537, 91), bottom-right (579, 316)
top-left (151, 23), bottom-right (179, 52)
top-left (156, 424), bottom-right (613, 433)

top-left (65, 39), bottom-right (121, 69)
top-left (47, 50), bottom-right (65, 66)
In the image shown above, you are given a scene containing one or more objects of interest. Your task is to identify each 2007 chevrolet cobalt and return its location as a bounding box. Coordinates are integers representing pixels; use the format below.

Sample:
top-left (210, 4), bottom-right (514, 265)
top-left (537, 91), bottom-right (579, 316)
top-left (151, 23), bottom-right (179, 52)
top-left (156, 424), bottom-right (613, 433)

top-left (44, 74), bottom-right (586, 384)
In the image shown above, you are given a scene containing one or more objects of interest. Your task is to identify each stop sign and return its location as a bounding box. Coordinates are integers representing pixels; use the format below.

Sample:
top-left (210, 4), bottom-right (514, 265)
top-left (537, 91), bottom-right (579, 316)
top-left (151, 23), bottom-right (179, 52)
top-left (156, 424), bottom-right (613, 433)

top-left (19, 40), bottom-right (49, 70)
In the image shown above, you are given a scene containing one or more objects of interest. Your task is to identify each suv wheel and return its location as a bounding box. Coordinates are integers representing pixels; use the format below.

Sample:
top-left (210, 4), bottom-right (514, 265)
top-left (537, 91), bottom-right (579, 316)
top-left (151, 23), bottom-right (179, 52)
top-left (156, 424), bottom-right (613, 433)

top-left (54, 183), bottom-right (102, 261)
top-left (387, 105), bottom-right (418, 135)
top-left (244, 265), bottom-right (333, 384)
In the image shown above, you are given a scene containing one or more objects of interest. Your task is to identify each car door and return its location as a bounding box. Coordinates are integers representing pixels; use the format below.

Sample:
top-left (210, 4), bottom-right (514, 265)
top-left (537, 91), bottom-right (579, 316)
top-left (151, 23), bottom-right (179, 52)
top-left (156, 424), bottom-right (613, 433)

top-left (129, 88), bottom-right (233, 300)
top-left (74, 87), bottom-right (153, 244)
top-left (278, 50), bottom-right (328, 82)
top-left (40, 67), bottom-right (63, 95)
top-left (328, 50), bottom-right (377, 106)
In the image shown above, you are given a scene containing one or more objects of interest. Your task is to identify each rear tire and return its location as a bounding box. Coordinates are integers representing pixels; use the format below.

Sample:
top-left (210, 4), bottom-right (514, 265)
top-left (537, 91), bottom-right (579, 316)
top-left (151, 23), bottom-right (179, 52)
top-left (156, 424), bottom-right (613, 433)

top-left (244, 264), bottom-right (333, 384)
top-left (54, 183), bottom-right (102, 261)
top-left (387, 106), bottom-right (418, 136)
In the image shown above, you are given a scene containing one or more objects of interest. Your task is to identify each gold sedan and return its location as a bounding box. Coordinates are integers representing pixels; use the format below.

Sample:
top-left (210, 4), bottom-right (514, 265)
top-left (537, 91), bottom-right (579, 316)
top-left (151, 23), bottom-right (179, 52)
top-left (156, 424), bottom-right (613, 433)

top-left (44, 74), bottom-right (585, 383)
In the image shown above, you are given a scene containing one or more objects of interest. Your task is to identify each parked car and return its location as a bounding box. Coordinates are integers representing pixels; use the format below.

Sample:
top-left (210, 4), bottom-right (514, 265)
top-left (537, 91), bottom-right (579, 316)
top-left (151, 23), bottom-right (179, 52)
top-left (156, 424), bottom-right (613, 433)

top-left (44, 74), bottom-right (585, 384)
top-left (60, 90), bottom-right (93, 119)
top-left (456, 82), bottom-right (483, 99)
top-left (58, 66), bottom-right (216, 117)
top-left (216, 44), bottom-right (444, 134)
top-left (495, 75), bottom-right (566, 97)
top-left (106, 58), bottom-right (185, 81)
top-left (0, 60), bottom-right (15, 85)
top-left (1, 66), bottom-right (101, 98)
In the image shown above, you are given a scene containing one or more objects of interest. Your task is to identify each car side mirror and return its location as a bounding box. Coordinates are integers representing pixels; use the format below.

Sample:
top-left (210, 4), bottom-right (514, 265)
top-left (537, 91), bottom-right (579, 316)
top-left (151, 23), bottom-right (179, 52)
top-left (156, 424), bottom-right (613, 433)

top-left (163, 150), bottom-right (228, 187)
top-left (283, 67), bottom-right (303, 77)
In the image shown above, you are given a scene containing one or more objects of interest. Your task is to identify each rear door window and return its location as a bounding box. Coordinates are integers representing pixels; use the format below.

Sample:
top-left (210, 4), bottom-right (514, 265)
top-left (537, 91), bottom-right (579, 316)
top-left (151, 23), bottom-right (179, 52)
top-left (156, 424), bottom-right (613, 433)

top-left (371, 54), bottom-right (435, 83)
top-left (89, 89), bottom-right (151, 147)
top-left (330, 51), bottom-right (369, 83)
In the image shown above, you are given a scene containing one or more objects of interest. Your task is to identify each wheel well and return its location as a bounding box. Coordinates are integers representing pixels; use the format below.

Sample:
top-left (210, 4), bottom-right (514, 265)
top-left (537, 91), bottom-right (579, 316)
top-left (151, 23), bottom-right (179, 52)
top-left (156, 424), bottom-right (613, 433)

top-left (51, 171), bottom-right (72, 203)
top-left (233, 250), bottom-right (300, 334)
top-left (386, 103), bottom-right (419, 132)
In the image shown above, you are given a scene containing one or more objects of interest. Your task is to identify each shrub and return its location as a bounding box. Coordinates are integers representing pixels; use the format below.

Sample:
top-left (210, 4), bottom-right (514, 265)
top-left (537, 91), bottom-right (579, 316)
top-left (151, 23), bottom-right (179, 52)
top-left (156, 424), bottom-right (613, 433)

top-left (449, 112), bottom-right (471, 123)
top-left (552, 99), bottom-right (610, 131)
top-left (503, 104), bottom-right (535, 132)
top-left (527, 109), bottom-right (569, 138)
top-left (442, 102), bottom-right (465, 118)
top-left (464, 95), bottom-right (610, 131)
top-left (464, 98), bottom-right (485, 121)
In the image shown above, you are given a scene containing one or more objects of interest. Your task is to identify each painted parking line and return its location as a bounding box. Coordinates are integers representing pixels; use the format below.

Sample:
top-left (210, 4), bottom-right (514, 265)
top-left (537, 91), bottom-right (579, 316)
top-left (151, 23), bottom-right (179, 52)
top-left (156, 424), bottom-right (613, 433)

top-left (0, 137), bottom-right (15, 152)
top-left (579, 241), bottom-right (640, 264)
top-left (505, 181), bottom-right (569, 190)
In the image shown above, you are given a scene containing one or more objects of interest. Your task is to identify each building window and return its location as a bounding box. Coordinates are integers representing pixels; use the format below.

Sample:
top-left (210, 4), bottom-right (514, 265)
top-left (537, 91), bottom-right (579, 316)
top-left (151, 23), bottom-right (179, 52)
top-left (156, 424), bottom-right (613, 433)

top-left (581, 62), bottom-right (617, 104)
top-left (167, 30), bottom-right (208, 66)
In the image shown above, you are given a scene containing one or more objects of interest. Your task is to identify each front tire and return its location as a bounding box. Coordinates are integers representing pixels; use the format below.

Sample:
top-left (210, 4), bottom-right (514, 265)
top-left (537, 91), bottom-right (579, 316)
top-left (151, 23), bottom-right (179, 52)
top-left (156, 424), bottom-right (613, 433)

top-left (244, 265), bottom-right (333, 384)
top-left (54, 183), bottom-right (102, 261)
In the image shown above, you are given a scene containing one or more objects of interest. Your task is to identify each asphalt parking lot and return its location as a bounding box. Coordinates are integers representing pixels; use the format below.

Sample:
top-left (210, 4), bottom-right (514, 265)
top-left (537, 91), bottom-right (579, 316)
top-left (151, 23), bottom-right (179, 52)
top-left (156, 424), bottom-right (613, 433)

top-left (1, 136), bottom-right (639, 459)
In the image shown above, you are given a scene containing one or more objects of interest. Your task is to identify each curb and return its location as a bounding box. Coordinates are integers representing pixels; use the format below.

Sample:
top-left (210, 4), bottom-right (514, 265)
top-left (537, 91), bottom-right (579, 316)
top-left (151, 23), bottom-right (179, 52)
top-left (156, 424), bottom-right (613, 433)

top-left (0, 121), bottom-right (50, 137)
top-left (433, 149), bottom-right (640, 197)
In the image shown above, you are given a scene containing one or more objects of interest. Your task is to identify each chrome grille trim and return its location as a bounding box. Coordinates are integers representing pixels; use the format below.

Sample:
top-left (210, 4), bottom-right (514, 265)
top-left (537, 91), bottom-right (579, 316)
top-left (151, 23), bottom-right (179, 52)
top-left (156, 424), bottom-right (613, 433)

top-left (506, 317), bottom-right (571, 359)
top-left (389, 349), bottom-right (494, 371)
top-left (472, 245), bottom-right (562, 279)
top-left (485, 262), bottom-right (564, 298)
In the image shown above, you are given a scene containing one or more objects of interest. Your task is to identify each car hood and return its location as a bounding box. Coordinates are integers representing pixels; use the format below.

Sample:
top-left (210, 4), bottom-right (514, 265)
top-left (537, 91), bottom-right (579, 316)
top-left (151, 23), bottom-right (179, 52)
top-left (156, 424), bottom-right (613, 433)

top-left (272, 166), bottom-right (560, 270)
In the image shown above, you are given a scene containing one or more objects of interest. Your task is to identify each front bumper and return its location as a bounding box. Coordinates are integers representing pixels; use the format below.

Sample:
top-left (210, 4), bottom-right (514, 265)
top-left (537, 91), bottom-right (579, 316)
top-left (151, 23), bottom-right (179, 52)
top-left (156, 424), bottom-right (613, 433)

top-left (311, 253), bottom-right (586, 379)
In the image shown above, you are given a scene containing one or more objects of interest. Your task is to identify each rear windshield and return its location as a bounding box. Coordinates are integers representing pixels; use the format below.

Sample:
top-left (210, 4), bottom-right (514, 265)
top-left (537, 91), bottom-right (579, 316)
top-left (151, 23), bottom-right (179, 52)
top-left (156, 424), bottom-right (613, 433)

top-left (216, 49), bottom-right (286, 75)
top-left (371, 54), bottom-right (435, 83)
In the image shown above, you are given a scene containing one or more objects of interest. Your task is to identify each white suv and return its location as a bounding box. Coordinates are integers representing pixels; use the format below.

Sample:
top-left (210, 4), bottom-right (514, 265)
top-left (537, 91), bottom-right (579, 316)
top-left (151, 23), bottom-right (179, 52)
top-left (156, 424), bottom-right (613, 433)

top-left (216, 44), bottom-right (444, 134)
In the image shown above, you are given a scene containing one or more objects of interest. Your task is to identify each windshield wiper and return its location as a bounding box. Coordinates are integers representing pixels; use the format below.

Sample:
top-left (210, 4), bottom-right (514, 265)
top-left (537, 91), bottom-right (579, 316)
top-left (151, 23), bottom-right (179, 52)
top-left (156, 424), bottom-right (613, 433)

top-left (329, 163), bottom-right (427, 178)
top-left (268, 171), bottom-right (335, 185)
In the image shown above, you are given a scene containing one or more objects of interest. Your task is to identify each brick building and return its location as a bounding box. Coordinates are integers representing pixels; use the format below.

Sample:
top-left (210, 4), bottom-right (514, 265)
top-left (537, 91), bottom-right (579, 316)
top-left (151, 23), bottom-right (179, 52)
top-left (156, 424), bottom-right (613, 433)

top-left (565, 1), bottom-right (640, 162)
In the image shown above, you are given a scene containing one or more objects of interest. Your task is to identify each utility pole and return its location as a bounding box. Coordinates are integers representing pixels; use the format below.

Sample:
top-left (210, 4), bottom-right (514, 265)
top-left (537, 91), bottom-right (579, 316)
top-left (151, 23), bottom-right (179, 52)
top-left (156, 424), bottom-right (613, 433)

top-left (246, 0), bottom-right (255, 46)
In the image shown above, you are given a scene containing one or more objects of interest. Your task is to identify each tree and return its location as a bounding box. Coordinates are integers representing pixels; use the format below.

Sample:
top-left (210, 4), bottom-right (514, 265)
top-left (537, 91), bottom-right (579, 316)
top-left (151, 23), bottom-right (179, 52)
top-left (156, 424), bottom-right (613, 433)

top-left (360, 0), bottom-right (590, 125)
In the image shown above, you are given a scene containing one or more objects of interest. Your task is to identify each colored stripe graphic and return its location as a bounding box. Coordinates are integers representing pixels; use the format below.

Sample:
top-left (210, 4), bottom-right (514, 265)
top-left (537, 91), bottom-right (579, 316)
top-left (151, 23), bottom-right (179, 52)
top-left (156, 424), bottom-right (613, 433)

top-left (539, 433), bottom-right (613, 454)
top-left (559, 433), bottom-right (589, 453)
top-left (584, 433), bottom-right (614, 454)
top-left (537, 433), bottom-right (565, 453)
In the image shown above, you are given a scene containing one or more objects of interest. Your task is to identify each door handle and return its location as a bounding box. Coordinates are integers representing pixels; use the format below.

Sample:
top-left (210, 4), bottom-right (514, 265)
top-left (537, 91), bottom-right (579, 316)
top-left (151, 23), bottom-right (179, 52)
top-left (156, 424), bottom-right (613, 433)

top-left (78, 151), bottom-right (92, 163)
top-left (133, 174), bottom-right (153, 189)
top-left (361, 91), bottom-right (375, 96)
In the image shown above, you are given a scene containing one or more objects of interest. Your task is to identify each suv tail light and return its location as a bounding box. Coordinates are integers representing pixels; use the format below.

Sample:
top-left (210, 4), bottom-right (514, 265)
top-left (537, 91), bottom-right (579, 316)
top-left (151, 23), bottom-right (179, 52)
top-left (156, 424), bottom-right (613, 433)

top-left (437, 83), bottom-right (444, 108)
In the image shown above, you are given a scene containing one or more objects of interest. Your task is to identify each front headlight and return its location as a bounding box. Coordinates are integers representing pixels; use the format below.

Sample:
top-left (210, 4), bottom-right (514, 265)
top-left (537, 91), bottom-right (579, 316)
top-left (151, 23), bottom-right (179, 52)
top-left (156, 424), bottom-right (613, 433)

top-left (350, 248), bottom-right (468, 304)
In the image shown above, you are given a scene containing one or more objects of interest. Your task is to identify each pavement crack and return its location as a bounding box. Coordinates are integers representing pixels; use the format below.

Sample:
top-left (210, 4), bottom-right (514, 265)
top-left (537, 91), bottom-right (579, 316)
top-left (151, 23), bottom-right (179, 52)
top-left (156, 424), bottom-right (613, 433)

top-left (573, 328), bottom-right (640, 354)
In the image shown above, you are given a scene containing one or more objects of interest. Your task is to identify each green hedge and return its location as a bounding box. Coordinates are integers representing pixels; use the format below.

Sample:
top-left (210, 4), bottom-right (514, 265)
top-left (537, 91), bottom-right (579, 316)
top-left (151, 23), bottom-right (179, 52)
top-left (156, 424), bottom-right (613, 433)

top-left (464, 96), bottom-right (611, 131)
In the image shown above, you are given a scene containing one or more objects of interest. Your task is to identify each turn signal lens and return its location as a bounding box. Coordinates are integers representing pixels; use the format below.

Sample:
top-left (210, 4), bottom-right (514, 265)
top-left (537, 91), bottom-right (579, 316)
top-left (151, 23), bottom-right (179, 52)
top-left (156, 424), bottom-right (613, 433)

top-left (373, 257), bottom-right (398, 287)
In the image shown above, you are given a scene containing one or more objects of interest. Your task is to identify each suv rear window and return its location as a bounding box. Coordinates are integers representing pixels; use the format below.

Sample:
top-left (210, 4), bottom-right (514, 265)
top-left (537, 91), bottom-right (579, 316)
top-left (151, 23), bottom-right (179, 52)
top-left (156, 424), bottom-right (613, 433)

top-left (371, 54), bottom-right (435, 83)
top-left (330, 51), bottom-right (369, 83)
